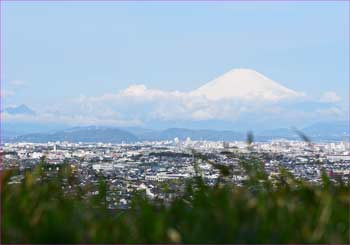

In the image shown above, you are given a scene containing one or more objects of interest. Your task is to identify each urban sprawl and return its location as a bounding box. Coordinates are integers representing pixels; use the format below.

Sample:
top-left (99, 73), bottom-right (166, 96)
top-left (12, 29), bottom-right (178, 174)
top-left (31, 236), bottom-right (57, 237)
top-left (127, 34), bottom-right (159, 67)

top-left (2, 139), bottom-right (349, 209)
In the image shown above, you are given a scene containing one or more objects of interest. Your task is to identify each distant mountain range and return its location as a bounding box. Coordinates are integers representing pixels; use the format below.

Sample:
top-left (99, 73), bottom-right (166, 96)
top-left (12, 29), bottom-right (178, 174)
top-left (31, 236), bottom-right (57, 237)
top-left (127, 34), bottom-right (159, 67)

top-left (2, 104), bottom-right (36, 115)
top-left (129, 128), bottom-right (245, 142)
top-left (5, 121), bottom-right (348, 143)
top-left (256, 121), bottom-right (349, 141)
top-left (9, 126), bottom-right (137, 143)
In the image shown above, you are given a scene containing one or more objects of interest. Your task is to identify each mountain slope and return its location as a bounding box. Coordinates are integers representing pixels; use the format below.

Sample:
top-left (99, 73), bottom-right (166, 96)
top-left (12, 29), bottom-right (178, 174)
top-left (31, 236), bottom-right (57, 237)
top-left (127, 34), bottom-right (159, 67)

top-left (302, 121), bottom-right (349, 141)
top-left (8, 120), bottom-right (349, 143)
top-left (13, 127), bottom-right (138, 143)
top-left (192, 68), bottom-right (302, 101)
top-left (3, 104), bottom-right (36, 115)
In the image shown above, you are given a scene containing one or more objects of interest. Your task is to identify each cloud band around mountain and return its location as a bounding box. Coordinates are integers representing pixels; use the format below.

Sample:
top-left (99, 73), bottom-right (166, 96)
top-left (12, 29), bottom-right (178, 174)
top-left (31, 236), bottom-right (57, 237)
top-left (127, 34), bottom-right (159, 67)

top-left (2, 69), bottom-right (346, 128)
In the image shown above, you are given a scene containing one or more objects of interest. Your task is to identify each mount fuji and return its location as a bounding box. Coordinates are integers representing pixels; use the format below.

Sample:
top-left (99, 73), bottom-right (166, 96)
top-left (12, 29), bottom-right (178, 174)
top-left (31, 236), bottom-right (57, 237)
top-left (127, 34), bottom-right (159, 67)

top-left (192, 68), bottom-right (303, 102)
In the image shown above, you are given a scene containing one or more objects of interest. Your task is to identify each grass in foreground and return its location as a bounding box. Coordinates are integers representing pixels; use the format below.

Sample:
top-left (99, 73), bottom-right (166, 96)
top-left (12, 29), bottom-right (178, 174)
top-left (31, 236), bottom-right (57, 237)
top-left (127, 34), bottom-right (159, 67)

top-left (2, 159), bottom-right (349, 244)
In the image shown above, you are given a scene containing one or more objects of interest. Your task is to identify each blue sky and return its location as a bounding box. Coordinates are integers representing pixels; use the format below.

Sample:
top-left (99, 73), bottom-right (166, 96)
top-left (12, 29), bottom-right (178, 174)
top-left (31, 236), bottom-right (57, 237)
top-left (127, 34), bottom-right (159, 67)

top-left (1, 2), bottom-right (349, 129)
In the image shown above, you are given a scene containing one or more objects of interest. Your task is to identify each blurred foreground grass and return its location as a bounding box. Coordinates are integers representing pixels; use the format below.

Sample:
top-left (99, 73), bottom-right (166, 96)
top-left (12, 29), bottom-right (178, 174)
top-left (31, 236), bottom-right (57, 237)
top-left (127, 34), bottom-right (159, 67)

top-left (2, 159), bottom-right (349, 244)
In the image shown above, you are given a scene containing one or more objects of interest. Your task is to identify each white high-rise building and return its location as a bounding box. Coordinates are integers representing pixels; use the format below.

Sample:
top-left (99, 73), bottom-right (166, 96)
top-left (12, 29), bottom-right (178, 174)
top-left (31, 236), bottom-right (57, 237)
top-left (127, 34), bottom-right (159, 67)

top-left (174, 137), bottom-right (180, 146)
top-left (184, 137), bottom-right (191, 147)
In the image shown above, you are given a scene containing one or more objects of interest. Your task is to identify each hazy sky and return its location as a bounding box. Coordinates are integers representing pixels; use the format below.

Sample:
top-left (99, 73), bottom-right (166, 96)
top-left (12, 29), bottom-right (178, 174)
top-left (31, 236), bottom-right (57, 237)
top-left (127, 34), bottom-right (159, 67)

top-left (2, 2), bottom-right (349, 129)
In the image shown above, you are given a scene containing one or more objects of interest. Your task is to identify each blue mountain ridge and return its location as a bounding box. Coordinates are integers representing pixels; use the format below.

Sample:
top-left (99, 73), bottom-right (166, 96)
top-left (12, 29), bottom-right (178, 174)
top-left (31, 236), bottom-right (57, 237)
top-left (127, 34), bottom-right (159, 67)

top-left (4, 121), bottom-right (348, 143)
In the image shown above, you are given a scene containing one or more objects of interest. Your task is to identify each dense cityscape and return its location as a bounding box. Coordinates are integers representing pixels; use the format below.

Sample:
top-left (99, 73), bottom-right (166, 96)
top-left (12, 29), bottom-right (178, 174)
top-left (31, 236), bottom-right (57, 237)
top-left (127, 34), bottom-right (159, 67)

top-left (2, 1), bottom-right (349, 243)
top-left (3, 138), bottom-right (349, 209)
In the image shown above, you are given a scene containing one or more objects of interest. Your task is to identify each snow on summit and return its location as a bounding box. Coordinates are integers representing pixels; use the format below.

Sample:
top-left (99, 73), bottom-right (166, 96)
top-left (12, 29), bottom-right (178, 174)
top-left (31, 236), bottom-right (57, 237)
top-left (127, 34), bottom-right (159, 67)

top-left (192, 68), bottom-right (303, 102)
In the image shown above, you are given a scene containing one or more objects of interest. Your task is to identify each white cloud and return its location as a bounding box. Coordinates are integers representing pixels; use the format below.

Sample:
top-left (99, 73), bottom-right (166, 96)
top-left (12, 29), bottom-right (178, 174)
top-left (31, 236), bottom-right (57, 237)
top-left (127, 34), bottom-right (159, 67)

top-left (3, 84), bottom-right (345, 128)
top-left (71, 83), bottom-right (303, 123)
top-left (319, 91), bottom-right (341, 103)
top-left (315, 107), bottom-right (344, 118)
top-left (69, 81), bottom-right (345, 126)
top-left (3, 69), bottom-right (346, 128)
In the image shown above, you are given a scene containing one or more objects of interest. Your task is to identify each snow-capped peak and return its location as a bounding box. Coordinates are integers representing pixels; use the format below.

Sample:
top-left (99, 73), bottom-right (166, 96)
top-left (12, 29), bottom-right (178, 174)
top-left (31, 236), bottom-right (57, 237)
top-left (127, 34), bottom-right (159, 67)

top-left (192, 68), bottom-right (303, 102)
